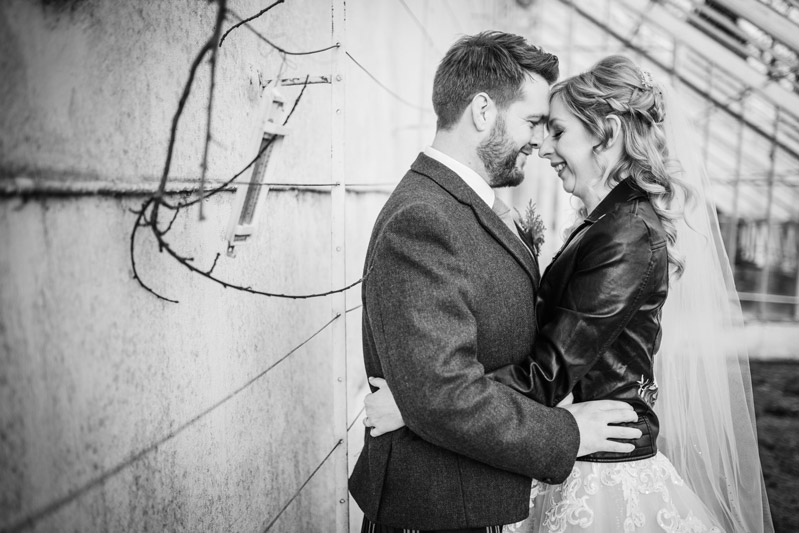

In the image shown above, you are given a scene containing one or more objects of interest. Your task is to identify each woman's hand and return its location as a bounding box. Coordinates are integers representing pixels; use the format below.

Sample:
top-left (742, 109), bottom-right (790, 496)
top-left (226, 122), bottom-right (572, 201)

top-left (363, 377), bottom-right (406, 437)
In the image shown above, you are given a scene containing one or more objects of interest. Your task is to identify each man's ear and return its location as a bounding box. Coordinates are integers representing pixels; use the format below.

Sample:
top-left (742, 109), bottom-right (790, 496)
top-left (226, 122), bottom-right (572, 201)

top-left (605, 114), bottom-right (622, 148)
top-left (469, 92), bottom-right (494, 132)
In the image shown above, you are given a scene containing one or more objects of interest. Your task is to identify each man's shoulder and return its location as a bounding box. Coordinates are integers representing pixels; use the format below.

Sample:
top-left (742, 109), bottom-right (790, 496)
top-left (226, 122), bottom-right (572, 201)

top-left (379, 169), bottom-right (459, 218)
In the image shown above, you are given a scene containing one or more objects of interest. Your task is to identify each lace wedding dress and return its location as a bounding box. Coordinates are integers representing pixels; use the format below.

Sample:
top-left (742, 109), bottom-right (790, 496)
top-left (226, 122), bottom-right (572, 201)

top-left (505, 453), bottom-right (723, 533)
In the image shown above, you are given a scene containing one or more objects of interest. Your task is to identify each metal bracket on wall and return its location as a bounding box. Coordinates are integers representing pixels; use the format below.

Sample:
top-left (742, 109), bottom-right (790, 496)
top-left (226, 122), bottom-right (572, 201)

top-left (265, 75), bottom-right (332, 86)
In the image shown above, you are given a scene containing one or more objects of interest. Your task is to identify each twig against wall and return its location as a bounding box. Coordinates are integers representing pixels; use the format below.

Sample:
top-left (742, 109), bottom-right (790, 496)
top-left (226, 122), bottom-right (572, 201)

top-left (219, 0), bottom-right (284, 47)
top-left (0, 312), bottom-right (343, 533)
top-left (197, 0), bottom-right (227, 220)
top-left (223, 7), bottom-right (339, 55)
top-left (163, 73), bottom-right (309, 211)
top-left (129, 0), bottom-right (367, 303)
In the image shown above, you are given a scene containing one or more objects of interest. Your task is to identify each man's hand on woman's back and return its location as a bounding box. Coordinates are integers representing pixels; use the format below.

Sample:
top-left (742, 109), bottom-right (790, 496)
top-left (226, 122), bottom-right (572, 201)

top-left (561, 400), bottom-right (642, 457)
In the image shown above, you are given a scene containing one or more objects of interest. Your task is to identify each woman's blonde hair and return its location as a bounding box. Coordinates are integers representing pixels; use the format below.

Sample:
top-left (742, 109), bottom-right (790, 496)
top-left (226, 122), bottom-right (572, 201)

top-left (552, 55), bottom-right (692, 277)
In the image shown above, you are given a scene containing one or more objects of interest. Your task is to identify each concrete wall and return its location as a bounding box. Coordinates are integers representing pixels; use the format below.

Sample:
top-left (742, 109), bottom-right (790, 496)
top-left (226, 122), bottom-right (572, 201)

top-left (0, 1), bottom-right (541, 531)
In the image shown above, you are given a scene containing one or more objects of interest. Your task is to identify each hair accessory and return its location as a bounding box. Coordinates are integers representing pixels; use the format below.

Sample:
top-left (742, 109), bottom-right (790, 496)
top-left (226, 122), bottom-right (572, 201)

top-left (640, 69), bottom-right (655, 90)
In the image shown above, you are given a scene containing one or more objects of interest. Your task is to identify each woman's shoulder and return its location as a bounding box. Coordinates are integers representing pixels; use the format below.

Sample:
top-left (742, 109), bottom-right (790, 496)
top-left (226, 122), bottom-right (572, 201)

top-left (592, 195), bottom-right (667, 250)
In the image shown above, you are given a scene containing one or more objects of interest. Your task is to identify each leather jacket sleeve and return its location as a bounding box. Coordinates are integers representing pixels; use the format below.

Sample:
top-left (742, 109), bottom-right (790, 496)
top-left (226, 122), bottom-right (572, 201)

top-left (487, 213), bottom-right (664, 407)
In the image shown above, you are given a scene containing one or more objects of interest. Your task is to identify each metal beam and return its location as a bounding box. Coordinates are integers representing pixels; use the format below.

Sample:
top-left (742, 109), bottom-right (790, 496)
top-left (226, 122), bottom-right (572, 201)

top-left (759, 109), bottom-right (781, 317)
top-left (560, 0), bottom-right (799, 163)
top-left (612, 0), bottom-right (799, 121)
top-left (330, 1), bottom-right (348, 531)
top-left (713, 0), bottom-right (799, 55)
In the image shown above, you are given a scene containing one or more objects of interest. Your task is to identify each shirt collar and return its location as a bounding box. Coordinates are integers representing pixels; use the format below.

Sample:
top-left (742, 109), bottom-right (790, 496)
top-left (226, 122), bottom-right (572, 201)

top-left (423, 146), bottom-right (495, 208)
top-left (585, 177), bottom-right (646, 223)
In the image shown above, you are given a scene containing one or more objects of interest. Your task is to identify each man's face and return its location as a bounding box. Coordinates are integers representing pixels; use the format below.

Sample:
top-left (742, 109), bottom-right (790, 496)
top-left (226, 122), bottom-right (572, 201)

top-left (478, 74), bottom-right (550, 188)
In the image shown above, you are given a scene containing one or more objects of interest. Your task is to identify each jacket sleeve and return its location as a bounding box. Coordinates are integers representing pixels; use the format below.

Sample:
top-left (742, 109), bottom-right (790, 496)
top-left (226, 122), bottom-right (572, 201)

top-left (488, 213), bottom-right (661, 406)
top-left (365, 202), bottom-right (579, 482)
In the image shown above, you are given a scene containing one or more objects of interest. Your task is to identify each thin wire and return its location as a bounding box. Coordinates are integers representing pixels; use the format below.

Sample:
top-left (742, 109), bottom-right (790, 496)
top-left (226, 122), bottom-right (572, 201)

top-left (261, 304), bottom-right (366, 531)
top-left (348, 405), bottom-right (366, 432)
top-left (0, 313), bottom-right (342, 533)
top-left (344, 182), bottom-right (399, 188)
top-left (282, 75), bottom-right (310, 125)
top-left (225, 9), bottom-right (339, 56)
top-left (346, 51), bottom-right (434, 113)
top-left (442, 0), bottom-right (464, 35)
top-left (397, 0), bottom-right (443, 56)
top-left (262, 439), bottom-right (343, 532)
top-left (170, 180), bottom-right (339, 189)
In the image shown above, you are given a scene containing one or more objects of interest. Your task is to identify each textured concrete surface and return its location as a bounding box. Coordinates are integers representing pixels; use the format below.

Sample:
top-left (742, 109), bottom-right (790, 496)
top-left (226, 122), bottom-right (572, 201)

top-left (0, 190), bottom-right (337, 531)
top-left (0, 0), bottom-right (345, 530)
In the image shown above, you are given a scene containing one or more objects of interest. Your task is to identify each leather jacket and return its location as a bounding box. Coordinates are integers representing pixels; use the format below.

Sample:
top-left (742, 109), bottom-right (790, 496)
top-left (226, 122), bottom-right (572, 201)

top-left (489, 178), bottom-right (669, 462)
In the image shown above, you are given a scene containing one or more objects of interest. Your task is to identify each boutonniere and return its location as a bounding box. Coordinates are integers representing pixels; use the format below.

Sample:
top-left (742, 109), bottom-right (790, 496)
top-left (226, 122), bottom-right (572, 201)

top-left (516, 200), bottom-right (546, 257)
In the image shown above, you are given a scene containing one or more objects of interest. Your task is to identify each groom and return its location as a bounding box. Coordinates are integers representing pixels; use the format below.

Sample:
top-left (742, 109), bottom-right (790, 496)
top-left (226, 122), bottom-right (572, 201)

top-left (350, 32), bottom-right (641, 532)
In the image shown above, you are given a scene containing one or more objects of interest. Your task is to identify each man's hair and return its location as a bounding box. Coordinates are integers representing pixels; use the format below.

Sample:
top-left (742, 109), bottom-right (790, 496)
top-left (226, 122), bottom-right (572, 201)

top-left (432, 31), bottom-right (559, 131)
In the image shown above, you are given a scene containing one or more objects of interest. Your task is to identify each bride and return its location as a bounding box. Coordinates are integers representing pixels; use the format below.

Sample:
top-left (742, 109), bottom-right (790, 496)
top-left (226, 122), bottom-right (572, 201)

top-left (363, 55), bottom-right (773, 533)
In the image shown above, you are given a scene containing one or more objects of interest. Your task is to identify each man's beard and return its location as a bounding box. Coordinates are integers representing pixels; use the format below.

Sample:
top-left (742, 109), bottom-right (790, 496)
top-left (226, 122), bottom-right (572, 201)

top-left (477, 115), bottom-right (526, 188)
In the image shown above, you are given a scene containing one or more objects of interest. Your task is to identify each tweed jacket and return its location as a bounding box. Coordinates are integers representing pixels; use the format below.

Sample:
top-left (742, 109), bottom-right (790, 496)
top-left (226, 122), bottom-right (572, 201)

top-left (349, 153), bottom-right (580, 530)
top-left (489, 178), bottom-right (669, 462)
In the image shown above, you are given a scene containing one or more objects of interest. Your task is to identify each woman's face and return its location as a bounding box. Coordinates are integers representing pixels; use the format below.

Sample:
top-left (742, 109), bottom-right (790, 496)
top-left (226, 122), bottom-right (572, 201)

top-left (539, 95), bottom-right (604, 202)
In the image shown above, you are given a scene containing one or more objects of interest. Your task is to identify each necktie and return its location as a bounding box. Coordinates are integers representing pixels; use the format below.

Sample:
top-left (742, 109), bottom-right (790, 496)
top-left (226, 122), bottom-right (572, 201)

top-left (493, 196), bottom-right (535, 260)
top-left (492, 197), bottom-right (519, 236)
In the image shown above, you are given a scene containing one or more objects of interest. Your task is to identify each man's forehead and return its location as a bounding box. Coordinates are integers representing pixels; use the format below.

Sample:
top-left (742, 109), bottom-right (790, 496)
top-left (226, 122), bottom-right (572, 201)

top-left (518, 75), bottom-right (551, 105)
top-left (515, 85), bottom-right (550, 117)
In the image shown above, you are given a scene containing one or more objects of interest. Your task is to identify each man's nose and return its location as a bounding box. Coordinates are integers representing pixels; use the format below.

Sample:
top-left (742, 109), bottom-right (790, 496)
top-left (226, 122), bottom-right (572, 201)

top-left (529, 123), bottom-right (546, 148)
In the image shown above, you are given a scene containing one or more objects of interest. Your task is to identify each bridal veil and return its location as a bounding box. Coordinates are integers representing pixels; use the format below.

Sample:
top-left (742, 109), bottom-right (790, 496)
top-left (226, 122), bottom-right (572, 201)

top-left (655, 77), bottom-right (774, 533)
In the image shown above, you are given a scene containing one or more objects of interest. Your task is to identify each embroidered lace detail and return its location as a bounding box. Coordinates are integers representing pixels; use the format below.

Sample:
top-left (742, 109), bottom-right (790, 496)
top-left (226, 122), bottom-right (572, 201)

top-left (543, 467), bottom-right (594, 531)
top-left (505, 453), bottom-right (723, 532)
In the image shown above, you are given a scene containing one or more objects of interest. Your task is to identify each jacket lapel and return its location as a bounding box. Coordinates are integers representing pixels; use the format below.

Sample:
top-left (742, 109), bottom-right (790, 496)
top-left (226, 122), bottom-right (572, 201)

top-left (411, 154), bottom-right (538, 284)
top-left (542, 177), bottom-right (646, 280)
top-left (515, 221), bottom-right (541, 286)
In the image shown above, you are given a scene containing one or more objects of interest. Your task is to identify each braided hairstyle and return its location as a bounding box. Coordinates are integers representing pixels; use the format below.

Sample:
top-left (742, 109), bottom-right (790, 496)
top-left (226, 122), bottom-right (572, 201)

top-left (551, 55), bottom-right (691, 277)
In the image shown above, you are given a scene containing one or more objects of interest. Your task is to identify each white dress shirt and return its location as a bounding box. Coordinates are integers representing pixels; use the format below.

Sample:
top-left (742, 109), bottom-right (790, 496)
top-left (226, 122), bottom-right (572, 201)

top-left (423, 146), bottom-right (495, 208)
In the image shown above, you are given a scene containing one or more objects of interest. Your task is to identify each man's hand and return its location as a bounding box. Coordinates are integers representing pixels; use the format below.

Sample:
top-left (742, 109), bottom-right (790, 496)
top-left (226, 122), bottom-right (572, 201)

top-left (363, 377), bottom-right (406, 437)
top-left (560, 400), bottom-right (642, 457)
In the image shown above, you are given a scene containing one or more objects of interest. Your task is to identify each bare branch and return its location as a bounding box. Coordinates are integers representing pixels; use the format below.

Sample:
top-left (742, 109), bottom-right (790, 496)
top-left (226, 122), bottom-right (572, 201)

top-left (282, 74), bottom-right (310, 126)
top-left (130, 199), bottom-right (179, 303)
top-left (218, 0), bottom-right (284, 47)
top-left (206, 253), bottom-right (221, 275)
top-left (225, 9), bottom-right (339, 56)
top-left (156, 39), bottom-right (214, 202)
top-left (169, 135), bottom-right (277, 210)
top-left (158, 207), bottom-right (181, 235)
top-left (198, 0), bottom-right (227, 220)
top-left (130, 2), bottom-right (362, 304)
top-left (167, 73), bottom-right (311, 211)
top-left (150, 226), bottom-right (371, 300)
